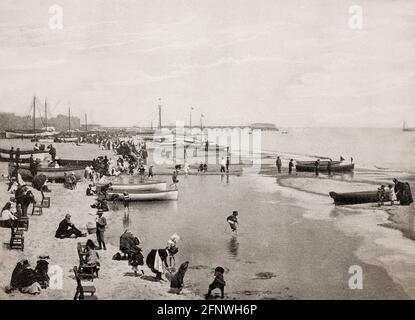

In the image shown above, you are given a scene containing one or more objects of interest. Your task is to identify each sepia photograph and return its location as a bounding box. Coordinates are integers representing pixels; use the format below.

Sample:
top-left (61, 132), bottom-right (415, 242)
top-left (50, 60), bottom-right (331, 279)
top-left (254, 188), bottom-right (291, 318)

top-left (0, 0), bottom-right (414, 309)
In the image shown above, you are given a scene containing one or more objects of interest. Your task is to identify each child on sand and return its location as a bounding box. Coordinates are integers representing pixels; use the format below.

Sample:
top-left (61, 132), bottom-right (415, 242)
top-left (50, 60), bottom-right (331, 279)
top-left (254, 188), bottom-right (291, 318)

top-left (388, 184), bottom-right (397, 206)
top-left (206, 266), bottom-right (226, 299)
top-left (123, 192), bottom-right (130, 211)
top-left (226, 211), bottom-right (239, 233)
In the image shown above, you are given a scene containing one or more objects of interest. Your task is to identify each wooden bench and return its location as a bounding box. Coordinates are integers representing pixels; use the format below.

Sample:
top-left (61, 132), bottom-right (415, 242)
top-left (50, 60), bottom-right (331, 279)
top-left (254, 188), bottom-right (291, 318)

top-left (73, 266), bottom-right (97, 300)
top-left (16, 217), bottom-right (29, 231)
top-left (10, 229), bottom-right (24, 251)
top-left (77, 243), bottom-right (97, 280)
top-left (32, 197), bottom-right (51, 216)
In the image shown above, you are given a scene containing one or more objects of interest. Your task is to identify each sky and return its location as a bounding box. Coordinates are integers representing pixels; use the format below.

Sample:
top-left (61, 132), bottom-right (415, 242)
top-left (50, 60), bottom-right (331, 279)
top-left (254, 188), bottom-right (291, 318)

top-left (0, 0), bottom-right (414, 128)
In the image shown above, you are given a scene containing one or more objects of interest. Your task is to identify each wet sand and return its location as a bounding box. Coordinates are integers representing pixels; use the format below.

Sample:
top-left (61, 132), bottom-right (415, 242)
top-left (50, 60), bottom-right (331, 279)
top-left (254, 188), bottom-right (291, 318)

top-left (0, 141), bottom-right (412, 299)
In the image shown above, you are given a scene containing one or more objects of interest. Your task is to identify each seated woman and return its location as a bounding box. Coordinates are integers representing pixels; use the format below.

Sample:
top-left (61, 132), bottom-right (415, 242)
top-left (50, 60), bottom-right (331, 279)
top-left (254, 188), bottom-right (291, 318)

top-left (0, 202), bottom-right (17, 228)
top-left (34, 255), bottom-right (50, 289)
top-left (85, 239), bottom-right (100, 277)
top-left (86, 184), bottom-right (95, 196)
top-left (9, 259), bottom-right (42, 295)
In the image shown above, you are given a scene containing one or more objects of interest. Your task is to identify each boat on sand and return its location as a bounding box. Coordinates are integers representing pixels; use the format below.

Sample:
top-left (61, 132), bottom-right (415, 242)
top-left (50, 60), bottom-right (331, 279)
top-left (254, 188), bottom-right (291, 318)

top-left (329, 190), bottom-right (390, 205)
top-left (8, 163), bottom-right (84, 181)
top-left (107, 189), bottom-right (178, 201)
top-left (97, 181), bottom-right (167, 193)
top-left (296, 160), bottom-right (354, 173)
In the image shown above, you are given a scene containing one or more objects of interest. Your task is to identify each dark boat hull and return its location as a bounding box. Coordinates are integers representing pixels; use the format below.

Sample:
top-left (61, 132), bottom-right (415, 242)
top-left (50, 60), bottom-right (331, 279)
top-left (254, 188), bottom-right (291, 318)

top-left (296, 163), bottom-right (354, 173)
top-left (329, 190), bottom-right (390, 205)
top-left (8, 163), bottom-right (84, 181)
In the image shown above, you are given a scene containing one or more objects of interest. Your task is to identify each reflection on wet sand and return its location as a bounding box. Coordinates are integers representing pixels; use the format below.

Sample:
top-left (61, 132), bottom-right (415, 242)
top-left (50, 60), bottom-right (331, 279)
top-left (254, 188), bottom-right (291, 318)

top-left (227, 235), bottom-right (239, 258)
top-left (123, 210), bottom-right (130, 228)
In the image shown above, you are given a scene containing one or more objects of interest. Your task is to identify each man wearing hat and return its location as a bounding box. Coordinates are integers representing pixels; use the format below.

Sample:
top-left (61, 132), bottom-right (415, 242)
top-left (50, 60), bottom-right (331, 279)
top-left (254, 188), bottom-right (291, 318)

top-left (226, 211), bottom-right (239, 233)
top-left (55, 214), bottom-right (85, 238)
top-left (96, 210), bottom-right (107, 250)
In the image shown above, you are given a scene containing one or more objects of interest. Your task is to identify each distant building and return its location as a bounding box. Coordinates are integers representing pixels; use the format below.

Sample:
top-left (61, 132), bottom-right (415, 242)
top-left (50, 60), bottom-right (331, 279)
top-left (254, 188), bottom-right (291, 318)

top-left (80, 124), bottom-right (102, 131)
top-left (250, 123), bottom-right (279, 131)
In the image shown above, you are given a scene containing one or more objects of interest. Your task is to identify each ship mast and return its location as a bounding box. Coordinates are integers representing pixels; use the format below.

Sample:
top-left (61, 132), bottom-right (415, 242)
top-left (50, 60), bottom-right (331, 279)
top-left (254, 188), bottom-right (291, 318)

top-left (45, 98), bottom-right (48, 130)
top-left (33, 96), bottom-right (36, 134)
top-left (158, 98), bottom-right (162, 129)
top-left (68, 107), bottom-right (71, 136)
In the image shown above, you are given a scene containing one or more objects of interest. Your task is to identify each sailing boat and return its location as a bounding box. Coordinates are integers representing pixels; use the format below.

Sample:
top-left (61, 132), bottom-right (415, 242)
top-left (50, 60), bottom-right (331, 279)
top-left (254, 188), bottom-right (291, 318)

top-left (55, 107), bottom-right (78, 142)
top-left (403, 121), bottom-right (415, 132)
top-left (5, 96), bottom-right (57, 139)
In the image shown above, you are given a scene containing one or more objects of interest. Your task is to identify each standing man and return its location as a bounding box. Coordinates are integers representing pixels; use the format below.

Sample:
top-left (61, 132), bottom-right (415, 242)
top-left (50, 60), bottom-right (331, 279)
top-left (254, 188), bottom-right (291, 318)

top-left (48, 144), bottom-right (56, 162)
top-left (96, 209), bottom-right (107, 250)
top-left (9, 147), bottom-right (14, 161)
top-left (220, 157), bottom-right (226, 173)
top-left (15, 148), bottom-right (21, 166)
top-left (29, 154), bottom-right (37, 177)
top-left (276, 156), bottom-right (282, 174)
top-left (314, 159), bottom-right (320, 176)
top-left (327, 160), bottom-right (332, 176)
top-left (226, 156), bottom-right (230, 173)
top-left (288, 159), bottom-right (294, 175)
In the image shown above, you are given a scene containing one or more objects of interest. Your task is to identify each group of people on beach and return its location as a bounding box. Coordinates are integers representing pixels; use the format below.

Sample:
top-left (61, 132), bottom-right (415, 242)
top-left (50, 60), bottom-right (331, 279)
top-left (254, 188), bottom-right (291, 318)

top-left (377, 178), bottom-right (414, 207)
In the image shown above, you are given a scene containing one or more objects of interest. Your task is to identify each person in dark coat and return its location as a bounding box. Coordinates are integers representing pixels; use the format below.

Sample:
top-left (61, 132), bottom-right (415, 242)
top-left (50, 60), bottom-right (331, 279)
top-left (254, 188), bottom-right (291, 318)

top-left (314, 159), bottom-right (320, 176)
top-left (48, 145), bottom-right (56, 162)
top-left (327, 160), bottom-right (332, 176)
top-left (12, 260), bottom-right (41, 294)
top-left (393, 178), bottom-right (414, 205)
top-left (206, 266), bottom-right (226, 299)
top-left (34, 255), bottom-right (50, 289)
top-left (29, 154), bottom-right (37, 177)
top-left (170, 261), bottom-right (189, 294)
top-left (276, 156), bottom-right (282, 173)
top-left (55, 214), bottom-right (85, 238)
top-left (9, 147), bottom-right (14, 160)
top-left (146, 249), bottom-right (169, 281)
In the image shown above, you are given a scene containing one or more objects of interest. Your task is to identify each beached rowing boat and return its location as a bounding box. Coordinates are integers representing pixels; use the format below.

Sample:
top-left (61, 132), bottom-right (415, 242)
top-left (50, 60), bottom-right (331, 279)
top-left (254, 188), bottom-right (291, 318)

top-left (107, 189), bottom-right (178, 201)
top-left (108, 181), bottom-right (167, 192)
top-left (0, 148), bottom-right (49, 162)
top-left (329, 190), bottom-right (390, 205)
top-left (8, 163), bottom-right (84, 181)
top-left (296, 160), bottom-right (354, 172)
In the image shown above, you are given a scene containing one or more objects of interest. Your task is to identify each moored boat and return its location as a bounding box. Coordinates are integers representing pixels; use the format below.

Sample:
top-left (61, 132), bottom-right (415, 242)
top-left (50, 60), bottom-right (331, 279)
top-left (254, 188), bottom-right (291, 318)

top-left (329, 190), bottom-right (390, 205)
top-left (8, 163), bottom-right (84, 181)
top-left (5, 129), bottom-right (56, 139)
top-left (296, 160), bottom-right (354, 173)
top-left (0, 148), bottom-right (49, 162)
top-left (108, 181), bottom-right (167, 192)
top-left (107, 189), bottom-right (178, 201)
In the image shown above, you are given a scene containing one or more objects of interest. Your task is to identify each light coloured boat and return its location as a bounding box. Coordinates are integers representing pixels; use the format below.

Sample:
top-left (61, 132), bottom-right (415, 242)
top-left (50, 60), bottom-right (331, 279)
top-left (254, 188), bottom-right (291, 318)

top-left (108, 189), bottom-right (178, 201)
top-left (109, 181), bottom-right (167, 192)
top-left (8, 163), bottom-right (84, 181)
top-left (0, 148), bottom-right (49, 162)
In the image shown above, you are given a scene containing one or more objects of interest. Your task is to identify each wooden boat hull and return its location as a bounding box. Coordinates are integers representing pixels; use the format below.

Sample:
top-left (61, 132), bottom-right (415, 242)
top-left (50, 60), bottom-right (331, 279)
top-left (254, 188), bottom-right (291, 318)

top-left (5, 130), bottom-right (55, 139)
top-left (108, 182), bottom-right (167, 192)
top-left (329, 190), bottom-right (390, 205)
top-left (296, 162), bottom-right (354, 172)
top-left (0, 149), bottom-right (49, 162)
top-left (107, 189), bottom-right (178, 201)
top-left (55, 137), bottom-right (79, 143)
top-left (8, 163), bottom-right (84, 181)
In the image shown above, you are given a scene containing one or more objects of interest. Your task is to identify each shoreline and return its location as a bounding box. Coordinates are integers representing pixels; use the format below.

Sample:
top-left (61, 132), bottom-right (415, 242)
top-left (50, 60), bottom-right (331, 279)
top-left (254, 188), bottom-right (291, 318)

top-left (270, 170), bottom-right (415, 299)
